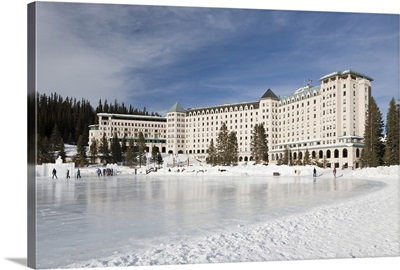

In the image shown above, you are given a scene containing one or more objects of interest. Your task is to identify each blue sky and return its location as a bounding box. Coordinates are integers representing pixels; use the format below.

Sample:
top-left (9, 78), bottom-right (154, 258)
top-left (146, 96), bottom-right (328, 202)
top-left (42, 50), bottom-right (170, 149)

top-left (36, 2), bottom-right (399, 118)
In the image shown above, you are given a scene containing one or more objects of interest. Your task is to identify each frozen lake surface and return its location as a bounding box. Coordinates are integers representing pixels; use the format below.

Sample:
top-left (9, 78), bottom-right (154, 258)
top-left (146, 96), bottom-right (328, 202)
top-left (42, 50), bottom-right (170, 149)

top-left (35, 174), bottom-right (384, 268)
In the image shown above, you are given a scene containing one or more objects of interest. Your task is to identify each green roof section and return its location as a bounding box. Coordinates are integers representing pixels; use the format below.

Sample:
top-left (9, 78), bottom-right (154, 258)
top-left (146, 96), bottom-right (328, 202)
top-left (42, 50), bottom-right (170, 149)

top-left (167, 101), bottom-right (186, 113)
top-left (260, 88), bottom-right (279, 100)
top-left (319, 70), bottom-right (373, 82)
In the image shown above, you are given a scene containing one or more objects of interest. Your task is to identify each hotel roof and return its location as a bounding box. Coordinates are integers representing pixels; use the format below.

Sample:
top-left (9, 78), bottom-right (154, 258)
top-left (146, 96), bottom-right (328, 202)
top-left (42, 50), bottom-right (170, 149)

top-left (167, 102), bottom-right (186, 113)
top-left (319, 70), bottom-right (373, 81)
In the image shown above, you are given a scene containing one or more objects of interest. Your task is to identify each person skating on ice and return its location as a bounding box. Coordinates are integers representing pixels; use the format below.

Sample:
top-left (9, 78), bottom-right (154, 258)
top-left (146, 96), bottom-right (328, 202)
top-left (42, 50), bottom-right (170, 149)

top-left (52, 168), bottom-right (57, 179)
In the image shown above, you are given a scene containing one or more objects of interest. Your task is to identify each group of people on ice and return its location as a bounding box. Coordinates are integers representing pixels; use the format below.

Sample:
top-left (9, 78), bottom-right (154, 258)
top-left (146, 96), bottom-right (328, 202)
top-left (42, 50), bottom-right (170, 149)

top-left (52, 168), bottom-right (81, 179)
top-left (312, 167), bottom-right (340, 178)
top-left (96, 168), bottom-right (114, 177)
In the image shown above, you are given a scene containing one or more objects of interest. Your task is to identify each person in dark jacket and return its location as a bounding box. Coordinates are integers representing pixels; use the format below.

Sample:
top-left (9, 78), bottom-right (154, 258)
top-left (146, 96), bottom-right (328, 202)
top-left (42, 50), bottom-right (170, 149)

top-left (52, 168), bottom-right (57, 179)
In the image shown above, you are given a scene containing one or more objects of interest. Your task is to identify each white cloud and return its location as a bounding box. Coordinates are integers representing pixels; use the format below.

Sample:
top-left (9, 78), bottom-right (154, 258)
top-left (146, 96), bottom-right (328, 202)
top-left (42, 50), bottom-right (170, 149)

top-left (36, 3), bottom-right (248, 105)
top-left (35, 2), bottom-right (398, 119)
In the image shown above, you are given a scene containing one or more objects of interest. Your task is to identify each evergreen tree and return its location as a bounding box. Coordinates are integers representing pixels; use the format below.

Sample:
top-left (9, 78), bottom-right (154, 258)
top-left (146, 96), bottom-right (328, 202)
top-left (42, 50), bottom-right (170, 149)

top-left (50, 124), bottom-right (62, 152)
top-left (227, 131), bottom-right (239, 166)
top-left (361, 96), bottom-right (385, 167)
top-left (137, 132), bottom-right (147, 167)
top-left (250, 126), bottom-right (259, 163)
top-left (150, 146), bottom-right (158, 165)
top-left (282, 147), bottom-right (289, 165)
top-left (99, 133), bottom-right (110, 164)
top-left (125, 139), bottom-right (135, 167)
top-left (67, 133), bottom-right (74, 145)
top-left (121, 134), bottom-right (128, 163)
top-left (250, 124), bottom-right (268, 164)
top-left (303, 149), bottom-right (311, 165)
top-left (312, 155), bottom-right (322, 168)
top-left (74, 135), bottom-right (87, 167)
top-left (296, 152), bottom-right (303, 165)
top-left (156, 152), bottom-right (164, 169)
top-left (216, 122), bottom-right (230, 165)
top-left (95, 99), bottom-right (103, 114)
top-left (36, 92), bottom-right (162, 148)
top-left (111, 133), bottom-right (122, 163)
top-left (89, 137), bottom-right (99, 164)
top-left (384, 97), bottom-right (400, 165)
top-left (103, 100), bottom-right (109, 113)
top-left (322, 155), bottom-right (328, 168)
top-left (37, 135), bottom-right (53, 164)
top-left (206, 138), bottom-right (217, 166)
top-left (59, 138), bottom-right (66, 162)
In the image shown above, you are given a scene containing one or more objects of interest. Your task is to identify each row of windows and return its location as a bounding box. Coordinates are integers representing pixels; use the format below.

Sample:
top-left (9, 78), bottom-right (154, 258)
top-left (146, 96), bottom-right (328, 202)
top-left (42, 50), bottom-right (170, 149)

top-left (102, 121), bottom-right (165, 128)
top-left (167, 123), bottom-right (185, 127)
top-left (185, 112), bottom-right (258, 122)
top-left (167, 117), bottom-right (184, 122)
top-left (271, 148), bottom-right (358, 161)
top-left (188, 105), bottom-right (257, 116)
top-left (168, 113), bottom-right (185, 117)
top-left (98, 132), bottom-right (165, 139)
top-left (280, 92), bottom-right (319, 105)
top-left (261, 102), bottom-right (278, 107)
top-left (322, 85), bottom-right (336, 92)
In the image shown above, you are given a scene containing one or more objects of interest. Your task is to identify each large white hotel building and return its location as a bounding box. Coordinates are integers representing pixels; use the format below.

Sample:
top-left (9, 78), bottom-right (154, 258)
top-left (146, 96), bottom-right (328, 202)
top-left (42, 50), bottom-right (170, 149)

top-left (89, 70), bottom-right (372, 169)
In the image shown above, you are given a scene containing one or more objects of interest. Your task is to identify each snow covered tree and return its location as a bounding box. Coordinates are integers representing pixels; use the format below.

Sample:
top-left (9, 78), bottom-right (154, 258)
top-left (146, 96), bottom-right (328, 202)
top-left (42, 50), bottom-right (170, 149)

top-left (111, 133), bottom-right (122, 163)
top-left (99, 133), bottom-right (110, 164)
top-left (384, 97), bottom-right (400, 165)
top-left (361, 96), bottom-right (385, 167)
top-left (206, 138), bottom-right (218, 166)
top-left (89, 137), bottom-right (98, 163)
top-left (137, 131), bottom-right (147, 167)
top-left (250, 124), bottom-right (269, 164)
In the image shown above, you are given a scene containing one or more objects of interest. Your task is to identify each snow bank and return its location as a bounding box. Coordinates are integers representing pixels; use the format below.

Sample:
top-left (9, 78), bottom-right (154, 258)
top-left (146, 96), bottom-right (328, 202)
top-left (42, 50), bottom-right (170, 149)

top-left (77, 158), bottom-right (399, 180)
top-left (66, 165), bottom-right (399, 268)
top-left (36, 156), bottom-right (75, 178)
top-left (59, 150), bottom-right (398, 180)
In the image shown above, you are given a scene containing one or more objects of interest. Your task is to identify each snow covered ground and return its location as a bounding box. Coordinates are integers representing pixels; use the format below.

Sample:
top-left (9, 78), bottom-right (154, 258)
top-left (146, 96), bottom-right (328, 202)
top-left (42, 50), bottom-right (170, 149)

top-left (34, 158), bottom-right (399, 269)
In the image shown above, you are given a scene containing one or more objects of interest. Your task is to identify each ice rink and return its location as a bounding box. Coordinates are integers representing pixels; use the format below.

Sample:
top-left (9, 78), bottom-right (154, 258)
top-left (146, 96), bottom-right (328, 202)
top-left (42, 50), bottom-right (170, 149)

top-left (35, 174), bottom-right (387, 268)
